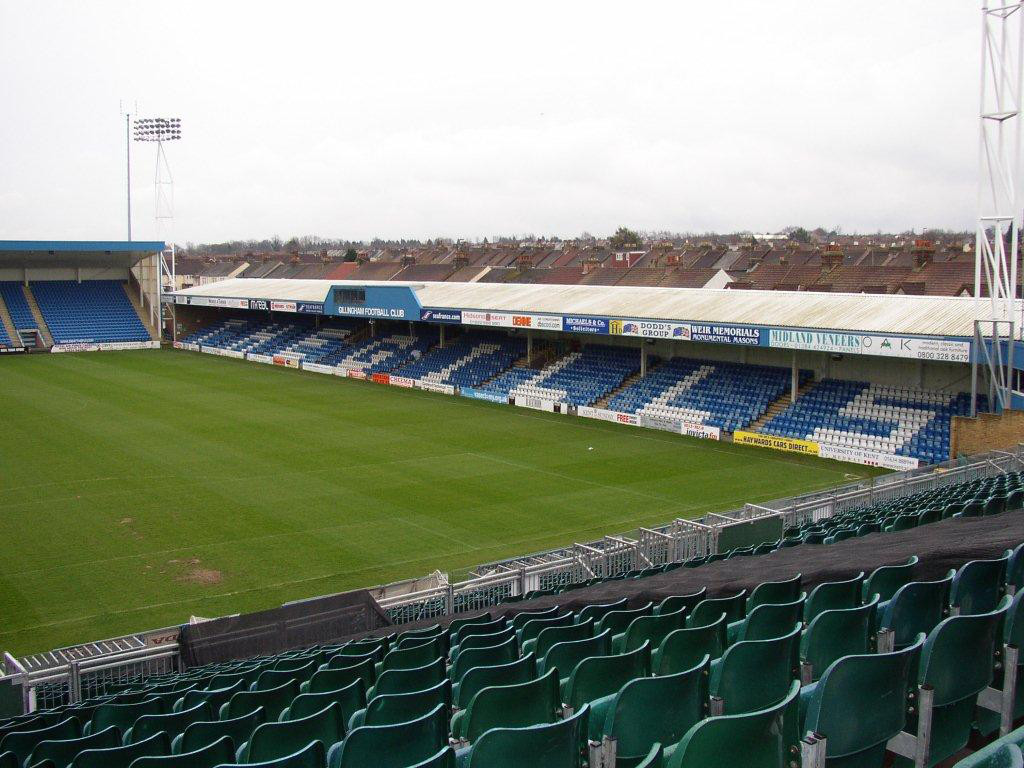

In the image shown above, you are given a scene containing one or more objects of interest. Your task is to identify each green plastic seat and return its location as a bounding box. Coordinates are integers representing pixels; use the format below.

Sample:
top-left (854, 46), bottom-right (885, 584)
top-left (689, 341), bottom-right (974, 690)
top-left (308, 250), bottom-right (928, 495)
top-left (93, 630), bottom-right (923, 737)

top-left (237, 702), bottom-right (344, 764)
top-left (899, 597), bottom-right (1011, 767)
top-left (978, 591), bottom-right (1024, 736)
top-left (0, 718), bottom-right (81, 765)
top-left (0, 717), bottom-right (45, 742)
top-left (454, 618), bottom-right (508, 645)
top-left (962, 498), bottom-right (986, 517)
top-left (885, 513), bottom-right (920, 532)
top-left (589, 656), bottom-right (708, 767)
top-left (986, 495), bottom-right (1009, 516)
top-left (220, 679), bottom-right (299, 721)
top-left (397, 624), bottom-right (443, 645)
top-left (804, 572), bottom-right (864, 623)
top-left (516, 613), bottom-right (574, 647)
top-left (950, 553), bottom-right (1009, 616)
top-left (522, 619), bottom-right (594, 660)
top-left (576, 599), bottom-right (629, 626)
top-left (612, 608), bottom-right (685, 654)
top-left (446, 613), bottom-right (494, 640)
top-left (0, 752), bottom-right (14, 768)
top-left (216, 739), bottom-right (325, 768)
top-left (349, 679), bottom-right (451, 729)
top-left (406, 746), bottom-right (456, 768)
top-left (863, 556), bottom-right (918, 602)
top-left (540, 629), bottom-right (612, 677)
top-left (654, 589), bottom-right (706, 617)
top-left (952, 736), bottom-right (1024, 767)
top-left (595, 604), bottom-right (654, 638)
top-left (449, 637), bottom-right (518, 684)
top-left (747, 574), bottom-right (802, 611)
top-left (634, 743), bottom-right (663, 768)
top-left (877, 571), bottom-right (954, 649)
top-left (281, 679), bottom-right (366, 723)
top-left (174, 681), bottom-right (243, 714)
top-left (688, 591), bottom-right (746, 627)
top-left (129, 734), bottom-right (234, 768)
top-left (376, 639), bottom-right (443, 676)
top-left (70, 730), bottom-right (170, 768)
top-left (652, 613), bottom-right (727, 675)
top-left (450, 628), bottom-right (516, 665)
top-left (461, 704), bottom-right (589, 768)
top-left (564, 642), bottom-right (651, 712)
top-left (398, 631), bottom-right (450, 658)
top-left (1007, 542), bottom-right (1024, 593)
top-left (369, 658), bottom-right (446, 699)
top-left (708, 623), bottom-right (800, 715)
top-left (303, 659), bottom-right (375, 694)
top-left (665, 679), bottom-right (799, 768)
top-left (172, 708), bottom-right (265, 755)
top-left (799, 596), bottom-right (879, 683)
top-left (252, 661), bottom-right (316, 691)
top-left (451, 668), bottom-right (561, 742)
top-left (327, 704), bottom-right (448, 768)
top-left (453, 654), bottom-right (537, 710)
top-left (88, 698), bottom-right (165, 735)
top-left (726, 595), bottom-right (805, 644)
top-left (510, 608), bottom-right (561, 633)
top-left (800, 633), bottom-right (926, 768)
top-left (25, 726), bottom-right (120, 768)
top-left (124, 702), bottom-right (211, 744)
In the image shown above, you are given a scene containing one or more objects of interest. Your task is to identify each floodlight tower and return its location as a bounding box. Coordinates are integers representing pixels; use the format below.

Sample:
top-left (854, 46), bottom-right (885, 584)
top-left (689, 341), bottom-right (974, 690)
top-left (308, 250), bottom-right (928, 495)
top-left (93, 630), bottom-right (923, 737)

top-left (973, 2), bottom-right (1024, 414)
top-left (133, 117), bottom-right (182, 335)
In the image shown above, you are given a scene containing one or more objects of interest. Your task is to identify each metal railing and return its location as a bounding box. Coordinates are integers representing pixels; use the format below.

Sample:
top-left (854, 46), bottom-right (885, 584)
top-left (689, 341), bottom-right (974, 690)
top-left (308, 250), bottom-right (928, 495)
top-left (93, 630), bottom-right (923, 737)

top-left (3, 446), bottom-right (1021, 714)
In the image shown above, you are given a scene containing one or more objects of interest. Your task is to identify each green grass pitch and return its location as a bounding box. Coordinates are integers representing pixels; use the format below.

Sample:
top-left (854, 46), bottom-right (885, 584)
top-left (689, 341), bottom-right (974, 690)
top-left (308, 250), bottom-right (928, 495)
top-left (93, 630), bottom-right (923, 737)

top-left (0, 350), bottom-right (883, 655)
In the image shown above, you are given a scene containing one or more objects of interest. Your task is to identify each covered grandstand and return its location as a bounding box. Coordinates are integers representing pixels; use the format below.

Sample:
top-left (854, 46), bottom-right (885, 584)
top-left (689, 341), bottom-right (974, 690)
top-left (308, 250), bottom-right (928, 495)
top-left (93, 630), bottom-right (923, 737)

top-left (0, 241), bottom-right (165, 352)
top-left (168, 278), bottom-right (1023, 468)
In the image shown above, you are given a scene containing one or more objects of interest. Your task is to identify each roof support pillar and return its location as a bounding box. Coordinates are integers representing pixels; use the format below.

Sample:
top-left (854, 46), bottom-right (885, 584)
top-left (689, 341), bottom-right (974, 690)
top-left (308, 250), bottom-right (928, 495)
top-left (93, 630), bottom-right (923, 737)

top-left (791, 352), bottom-right (798, 403)
top-left (527, 330), bottom-right (532, 363)
top-left (641, 343), bottom-right (647, 378)
top-left (440, 324), bottom-right (445, 349)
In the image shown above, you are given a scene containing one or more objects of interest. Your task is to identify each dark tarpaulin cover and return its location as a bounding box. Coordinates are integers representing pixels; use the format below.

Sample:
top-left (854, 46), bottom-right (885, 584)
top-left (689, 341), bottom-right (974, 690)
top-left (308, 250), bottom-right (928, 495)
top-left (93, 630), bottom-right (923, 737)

top-left (179, 589), bottom-right (391, 667)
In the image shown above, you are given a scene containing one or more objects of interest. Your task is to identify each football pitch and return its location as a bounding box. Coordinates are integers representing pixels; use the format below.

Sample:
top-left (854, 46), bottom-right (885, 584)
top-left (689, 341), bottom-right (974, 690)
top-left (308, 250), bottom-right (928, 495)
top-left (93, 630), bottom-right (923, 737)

top-left (0, 350), bottom-right (882, 655)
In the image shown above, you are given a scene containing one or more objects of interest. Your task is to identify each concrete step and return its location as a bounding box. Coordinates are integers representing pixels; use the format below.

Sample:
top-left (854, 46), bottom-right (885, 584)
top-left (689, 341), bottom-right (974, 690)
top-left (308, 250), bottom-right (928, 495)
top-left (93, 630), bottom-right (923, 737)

top-left (592, 367), bottom-right (649, 409)
top-left (0, 294), bottom-right (19, 346)
top-left (22, 286), bottom-right (53, 348)
top-left (748, 379), bottom-right (817, 433)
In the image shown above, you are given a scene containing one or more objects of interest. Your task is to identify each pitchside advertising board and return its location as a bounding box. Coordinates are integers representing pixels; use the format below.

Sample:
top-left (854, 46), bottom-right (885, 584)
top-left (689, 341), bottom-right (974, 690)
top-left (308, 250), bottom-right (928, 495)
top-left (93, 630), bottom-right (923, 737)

top-left (51, 340), bottom-right (160, 353)
top-left (768, 330), bottom-right (971, 363)
top-left (461, 386), bottom-right (509, 404)
top-left (455, 310), bottom-right (564, 331)
top-left (733, 430), bottom-right (920, 470)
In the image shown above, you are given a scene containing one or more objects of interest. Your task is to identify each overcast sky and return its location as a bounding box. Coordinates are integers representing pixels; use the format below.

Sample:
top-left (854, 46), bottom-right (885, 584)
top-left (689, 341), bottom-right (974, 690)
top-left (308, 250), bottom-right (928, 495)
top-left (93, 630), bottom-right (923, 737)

top-left (0, 1), bottom-right (982, 243)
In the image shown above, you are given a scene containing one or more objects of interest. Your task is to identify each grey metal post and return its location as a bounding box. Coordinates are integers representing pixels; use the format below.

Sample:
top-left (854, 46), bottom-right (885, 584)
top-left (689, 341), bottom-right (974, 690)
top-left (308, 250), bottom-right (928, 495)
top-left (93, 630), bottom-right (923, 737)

top-left (709, 696), bottom-right (724, 716)
top-left (791, 351), bottom-right (798, 402)
top-left (69, 660), bottom-right (82, 705)
top-left (641, 344), bottom-right (647, 378)
top-left (972, 324), bottom-right (980, 417)
top-left (440, 324), bottom-right (445, 349)
top-left (914, 684), bottom-right (934, 768)
top-left (801, 732), bottom-right (827, 768)
top-left (876, 628), bottom-right (895, 653)
top-left (601, 736), bottom-right (617, 768)
top-left (587, 739), bottom-right (602, 768)
top-left (527, 331), bottom-right (532, 363)
top-left (1002, 644), bottom-right (1019, 735)
top-left (445, 584), bottom-right (455, 616)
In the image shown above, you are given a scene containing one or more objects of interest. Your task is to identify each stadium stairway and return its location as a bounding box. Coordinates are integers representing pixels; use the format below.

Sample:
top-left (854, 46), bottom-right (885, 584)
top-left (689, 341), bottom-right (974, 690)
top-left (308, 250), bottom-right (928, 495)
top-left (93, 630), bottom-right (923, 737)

top-left (122, 282), bottom-right (158, 340)
top-left (0, 295), bottom-right (19, 348)
top-left (592, 368), bottom-right (647, 409)
top-left (746, 378), bottom-right (818, 434)
top-left (21, 287), bottom-right (52, 348)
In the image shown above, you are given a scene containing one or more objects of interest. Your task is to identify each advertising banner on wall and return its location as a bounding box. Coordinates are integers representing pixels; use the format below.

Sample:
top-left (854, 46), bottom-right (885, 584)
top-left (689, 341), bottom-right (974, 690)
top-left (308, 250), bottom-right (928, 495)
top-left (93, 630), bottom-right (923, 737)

top-left (389, 375), bottom-right (415, 388)
top-left (689, 324), bottom-right (763, 346)
top-left (420, 309), bottom-right (463, 324)
top-left (185, 296), bottom-right (250, 309)
top-left (463, 310), bottom-right (514, 327)
top-left (270, 301), bottom-right (297, 313)
top-left (273, 354), bottom-right (301, 368)
top-left (417, 380), bottom-right (456, 395)
top-left (297, 302), bottom-right (324, 314)
top-left (301, 362), bottom-right (336, 375)
top-left (509, 314), bottom-right (564, 331)
top-left (51, 340), bottom-right (161, 353)
top-left (733, 431), bottom-right (820, 455)
top-left (610, 320), bottom-right (691, 340)
top-left (346, 369), bottom-right (367, 380)
top-left (817, 443), bottom-right (921, 470)
top-left (563, 316), bottom-right (609, 334)
top-left (249, 299), bottom-right (270, 311)
top-left (639, 414), bottom-right (685, 433)
top-left (247, 353), bottom-right (273, 364)
top-left (767, 329), bottom-right (970, 363)
top-left (461, 387), bottom-right (509, 404)
top-left (371, 373), bottom-right (390, 385)
top-left (515, 396), bottom-right (558, 412)
top-left (577, 406), bottom-right (640, 426)
top-left (680, 421), bottom-right (722, 440)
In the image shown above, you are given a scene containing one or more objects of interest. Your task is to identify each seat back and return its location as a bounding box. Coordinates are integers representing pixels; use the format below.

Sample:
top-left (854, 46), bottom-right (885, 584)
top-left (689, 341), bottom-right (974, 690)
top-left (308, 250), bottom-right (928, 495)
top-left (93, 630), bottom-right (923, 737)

top-left (620, 609), bottom-right (685, 653)
top-left (406, 746), bottom-right (456, 768)
top-left (595, 604), bottom-right (654, 637)
top-left (235, 739), bottom-right (324, 768)
top-left (462, 668), bottom-right (561, 743)
top-left (509, 608), bottom-right (561, 633)
top-left (333, 704), bottom-right (448, 768)
top-left (666, 680), bottom-right (800, 768)
top-left (951, 554), bottom-right (1009, 616)
top-left (308, 659), bottom-right (375, 693)
top-left (737, 596), bottom-right (805, 642)
top-left (380, 639), bottom-right (443, 673)
top-left (804, 572), bottom-right (864, 623)
top-left (879, 571), bottom-right (953, 647)
top-left (450, 637), bottom-right (518, 684)
top-left (69, 730), bottom-right (170, 768)
top-left (0, 717), bottom-right (81, 764)
top-left (654, 613), bottom-right (727, 675)
top-left (529, 620), bottom-right (593, 660)
top-left (363, 679), bottom-right (452, 728)
top-left (253, 661), bottom-right (316, 691)
top-left (129, 735), bottom-right (235, 768)
top-left (373, 658), bottom-right (446, 697)
top-left (452, 627), bottom-right (516, 663)
top-left (243, 702), bottom-right (344, 764)
top-left (26, 726), bottom-right (120, 768)
top-left (454, 654), bottom-right (537, 709)
top-left (90, 698), bottom-right (165, 734)
top-left (455, 617), bottom-right (508, 644)
top-left (517, 613), bottom-right (574, 646)
top-left (802, 634), bottom-right (925, 759)
top-left (284, 679), bottom-right (365, 723)
top-left (747, 574), bottom-right (802, 611)
top-left (466, 704), bottom-right (589, 768)
top-left (863, 556), bottom-right (918, 602)
top-left (655, 588), bottom-right (707, 616)
top-left (541, 630), bottom-right (612, 677)
top-left (689, 591), bottom-right (746, 626)
top-left (800, 597), bottom-right (879, 682)
top-left (177, 708), bottom-right (265, 754)
top-left (577, 599), bottom-right (629, 625)
top-left (127, 702), bottom-right (211, 744)
top-left (447, 613), bottom-right (494, 641)
top-left (709, 623), bottom-right (800, 715)
top-left (177, 680), bottom-right (243, 714)
top-left (565, 642), bottom-right (651, 710)
top-left (601, 657), bottom-right (708, 764)
top-left (222, 679), bottom-right (300, 721)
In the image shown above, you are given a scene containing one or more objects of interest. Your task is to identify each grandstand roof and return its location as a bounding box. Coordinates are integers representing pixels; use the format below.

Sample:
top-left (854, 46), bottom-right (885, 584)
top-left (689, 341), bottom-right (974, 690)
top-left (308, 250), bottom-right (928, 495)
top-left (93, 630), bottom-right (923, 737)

top-left (169, 277), bottom-right (1013, 338)
top-left (0, 240), bottom-right (166, 268)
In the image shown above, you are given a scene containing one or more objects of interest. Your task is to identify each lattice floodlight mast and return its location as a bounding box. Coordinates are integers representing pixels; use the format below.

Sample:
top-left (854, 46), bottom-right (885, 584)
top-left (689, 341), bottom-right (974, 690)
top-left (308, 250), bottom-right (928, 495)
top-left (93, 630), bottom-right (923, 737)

top-left (133, 117), bottom-right (182, 334)
top-left (974, 2), bottom-right (1023, 414)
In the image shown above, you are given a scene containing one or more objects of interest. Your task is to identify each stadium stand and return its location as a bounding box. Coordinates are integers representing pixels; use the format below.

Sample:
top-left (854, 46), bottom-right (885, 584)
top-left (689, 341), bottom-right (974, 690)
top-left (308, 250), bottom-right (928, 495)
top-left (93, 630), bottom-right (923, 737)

top-left (0, 282), bottom-right (37, 332)
top-left (608, 357), bottom-right (808, 433)
top-left (394, 332), bottom-right (526, 388)
top-left (29, 281), bottom-right (150, 344)
top-left (759, 379), bottom-right (976, 465)
top-left (181, 318), bottom-right (363, 365)
top-left (3, 472), bottom-right (1021, 768)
